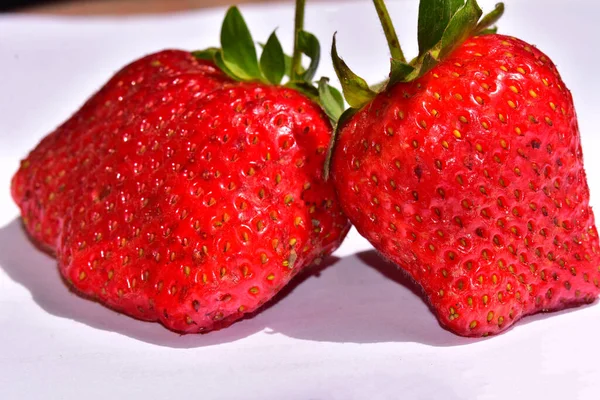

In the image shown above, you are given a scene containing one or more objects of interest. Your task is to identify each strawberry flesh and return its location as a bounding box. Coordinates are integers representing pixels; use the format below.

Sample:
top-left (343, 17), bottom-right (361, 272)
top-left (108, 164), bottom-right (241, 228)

top-left (12, 50), bottom-right (350, 333)
top-left (332, 35), bottom-right (600, 336)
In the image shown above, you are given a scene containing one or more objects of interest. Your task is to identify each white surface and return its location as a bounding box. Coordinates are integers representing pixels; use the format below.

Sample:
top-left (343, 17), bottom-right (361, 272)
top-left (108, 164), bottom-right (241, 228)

top-left (1, 1), bottom-right (600, 399)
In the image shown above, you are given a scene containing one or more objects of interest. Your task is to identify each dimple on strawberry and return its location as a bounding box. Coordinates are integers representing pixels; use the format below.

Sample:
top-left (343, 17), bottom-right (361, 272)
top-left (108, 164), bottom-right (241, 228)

top-left (11, 3), bottom-right (350, 333)
top-left (329, 0), bottom-right (600, 336)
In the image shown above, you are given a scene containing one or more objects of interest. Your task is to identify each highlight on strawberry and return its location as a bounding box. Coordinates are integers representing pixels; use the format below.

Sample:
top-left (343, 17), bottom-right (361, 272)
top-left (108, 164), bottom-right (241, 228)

top-left (11, 1), bottom-right (350, 334)
top-left (328, 0), bottom-right (600, 336)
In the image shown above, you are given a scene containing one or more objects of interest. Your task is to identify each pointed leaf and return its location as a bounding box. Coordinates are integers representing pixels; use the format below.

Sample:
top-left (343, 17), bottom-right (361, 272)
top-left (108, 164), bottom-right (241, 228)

top-left (257, 43), bottom-right (304, 79)
top-left (418, 52), bottom-right (440, 78)
top-left (388, 59), bottom-right (416, 86)
top-left (220, 6), bottom-right (262, 81)
top-left (297, 30), bottom-right (321, 82)
top-left (192, 47), bottom-right (219, 61)
top-left (214, 49), bottom-right (241, 80)
top-left (318, 77), bottom-right (345, 123)
top-left (439, 0), bottom-right (483, 59)
top-left (479, 27), bottom-right (498, 35)
top-left (285, 81), bottom-right (319, 102)
top-left (260, 30), bottom-right (286, 85)
top-left (331, 34), bottom-right (376, 109)
top-left (476, 3), bottom-right (505, 34)
top-left (418, 0), bottom-right (464, 55)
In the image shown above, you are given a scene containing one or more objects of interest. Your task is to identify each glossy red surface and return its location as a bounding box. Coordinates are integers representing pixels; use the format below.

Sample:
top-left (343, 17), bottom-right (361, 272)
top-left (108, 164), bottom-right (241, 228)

top-left (332, 34), bottom-right (600, 336)
top-left (12, 50), bottom-right (350, 333)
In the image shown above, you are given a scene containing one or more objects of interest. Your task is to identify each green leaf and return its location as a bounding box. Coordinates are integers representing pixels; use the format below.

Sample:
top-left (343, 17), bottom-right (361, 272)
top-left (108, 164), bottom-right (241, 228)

top-left (331, 34), bottom-right (376, 109)
top-left (439, 0), bottom-right (483, 59)
top-left (214, 49), bottom-right (240, 80)
top-left (285, 81), bottom-right (319, 102)
top-left (388, 59), bottom-right (416, 86)
top-left (297, 30), bottom-right (321, 82)
top-left (323, 107), bottom-right (359, 180)
top-left (260, 30), bottom-right (286, 85)
top-left (318, 77), bottom-right (345, 123)
top-left (257, 44), bottom-right (304, 79)
top-left (418, 52), bottom-right (440, 78)
top-left (418, 0), bottom-right (464, 55)
top-left (478, 27), bottom-right (498, 35)
top-left (475, 3), bottom-right (504, 34)
top-left (220, 6), bottom-right (262, 81)
top-left (192, 47), bottom-right (219, 61)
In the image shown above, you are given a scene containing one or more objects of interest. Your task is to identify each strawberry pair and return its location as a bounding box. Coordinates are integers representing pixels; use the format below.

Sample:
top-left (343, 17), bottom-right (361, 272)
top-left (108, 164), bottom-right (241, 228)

top-left (11, 0), bottom-right (600, 337)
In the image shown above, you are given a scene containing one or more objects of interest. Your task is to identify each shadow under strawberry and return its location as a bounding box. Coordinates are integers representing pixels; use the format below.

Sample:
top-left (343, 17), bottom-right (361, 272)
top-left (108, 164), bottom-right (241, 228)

top-left (0, 217), bottom-right (344, 348)
top-left (2, 219), bottom-right (592, 347)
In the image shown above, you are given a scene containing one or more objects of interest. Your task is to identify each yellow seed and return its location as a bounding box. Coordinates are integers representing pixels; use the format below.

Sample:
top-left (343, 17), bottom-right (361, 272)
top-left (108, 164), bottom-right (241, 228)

top-left (529, 90), bottom-right (538, 98)
top-left (508, 100), bottom-right (516, 109)
top-left (510, 86), bottom-right (519, 93)
top-left (453, 130), bottom-right (462, 139)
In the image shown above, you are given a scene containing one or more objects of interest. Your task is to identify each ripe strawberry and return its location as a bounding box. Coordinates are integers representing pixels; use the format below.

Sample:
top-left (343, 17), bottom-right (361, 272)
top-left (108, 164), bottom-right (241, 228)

top-left (329, 0), bottom-right (600, 336)
top-left (11, 6), bottom-right (349, 333)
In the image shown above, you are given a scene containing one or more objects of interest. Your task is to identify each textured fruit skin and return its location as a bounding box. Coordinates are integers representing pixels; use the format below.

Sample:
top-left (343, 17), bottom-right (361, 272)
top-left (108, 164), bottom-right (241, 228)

top-left (331, 34), bottom-right (600, 336)
top-left (12, 50), bottom-right (350, 333)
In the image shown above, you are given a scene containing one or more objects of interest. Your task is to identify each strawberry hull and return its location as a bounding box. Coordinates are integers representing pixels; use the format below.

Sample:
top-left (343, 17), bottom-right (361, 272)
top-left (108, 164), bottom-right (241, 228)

top-left (12, 50), bottom-right (350, 333)
top-left (332, 34), bottom-right (600, 336)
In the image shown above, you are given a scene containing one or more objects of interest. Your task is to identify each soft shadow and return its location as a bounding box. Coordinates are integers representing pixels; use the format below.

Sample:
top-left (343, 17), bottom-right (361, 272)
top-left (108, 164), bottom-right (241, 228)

top-left (3, 218), bottom-right (590, 348)
top-left (267, 249), bottom-right (475, 346)
top-left (269, 249), bottom-right (596, 344)
top-left (0, 217), bottom-right (338, 348)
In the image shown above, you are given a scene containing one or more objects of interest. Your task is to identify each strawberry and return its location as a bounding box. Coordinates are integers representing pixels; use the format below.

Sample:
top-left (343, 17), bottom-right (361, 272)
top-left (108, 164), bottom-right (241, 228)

top-left (329, 0), bottom-right (600, 336)
top-left (11, 5), bottom-right (349, 333)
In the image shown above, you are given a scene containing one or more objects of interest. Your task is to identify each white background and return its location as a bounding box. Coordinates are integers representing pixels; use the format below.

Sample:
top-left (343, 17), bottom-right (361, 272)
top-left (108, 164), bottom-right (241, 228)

top-left (1, 1), bottom-right (599, 399)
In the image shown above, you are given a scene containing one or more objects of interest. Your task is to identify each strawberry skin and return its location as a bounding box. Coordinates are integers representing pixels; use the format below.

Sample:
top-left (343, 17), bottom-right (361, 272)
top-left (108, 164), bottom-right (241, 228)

top-left (12, 50), bottom-right (350, 333)
top-left (332, 34), bottom-right (600, 336)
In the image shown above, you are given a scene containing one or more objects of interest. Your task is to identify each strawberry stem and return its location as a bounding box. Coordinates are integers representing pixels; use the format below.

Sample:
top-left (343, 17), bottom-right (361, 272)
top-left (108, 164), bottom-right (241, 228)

top-left (372, 0), bottom-right (406, 63)
top-left (291, 0), bottom-right (306, 81)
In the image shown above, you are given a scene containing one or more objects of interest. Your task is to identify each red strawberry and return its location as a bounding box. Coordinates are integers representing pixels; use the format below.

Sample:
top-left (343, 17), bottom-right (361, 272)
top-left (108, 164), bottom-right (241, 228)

top-left (11, 6), bottom-right (349, 333)
top-left (329, 0), bottom-right (600, 336)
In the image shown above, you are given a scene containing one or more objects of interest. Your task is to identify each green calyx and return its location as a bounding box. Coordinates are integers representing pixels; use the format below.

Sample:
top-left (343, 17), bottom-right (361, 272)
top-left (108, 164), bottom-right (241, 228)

top-left (193, 5), bottom-right (344, 125)
top-left (332, 0), bottom-right (505, 109)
